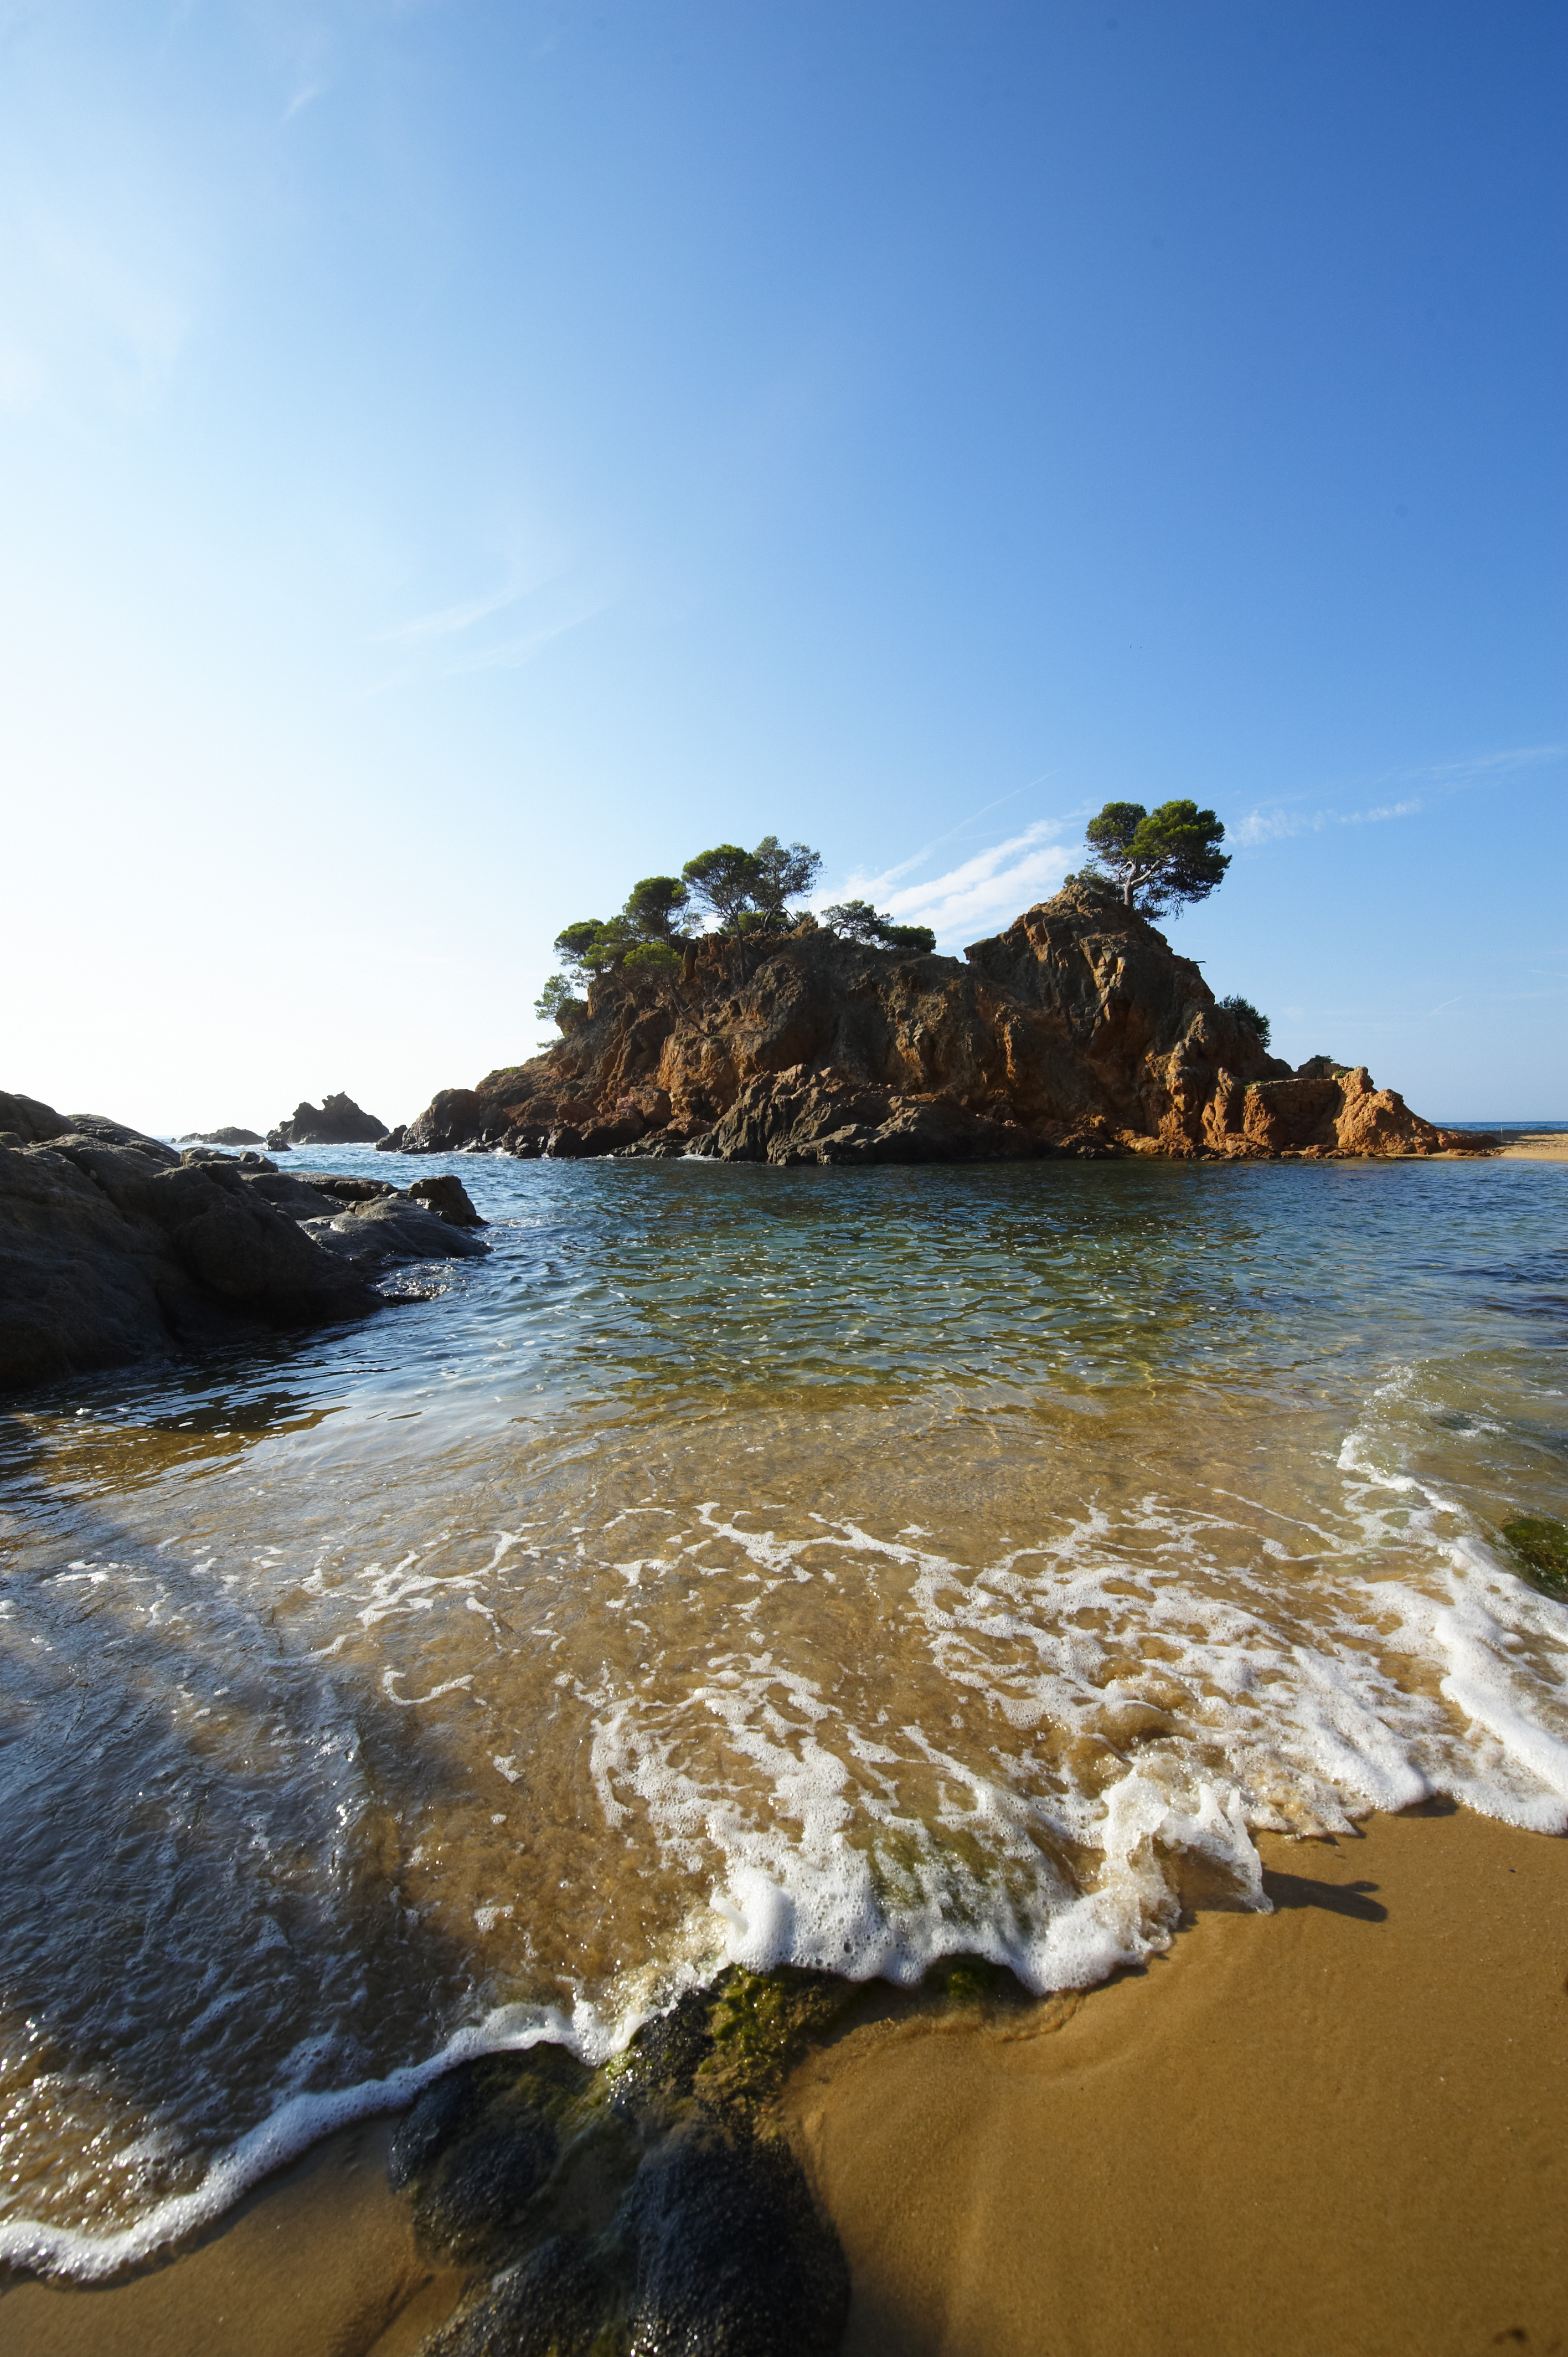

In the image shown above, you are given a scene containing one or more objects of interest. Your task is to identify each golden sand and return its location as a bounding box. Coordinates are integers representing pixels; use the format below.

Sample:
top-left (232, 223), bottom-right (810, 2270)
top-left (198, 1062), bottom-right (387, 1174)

top-left (4, 1805), bottom-right (1565, 2357)
top-left (785, 1805), bottom-right (1568, 2357)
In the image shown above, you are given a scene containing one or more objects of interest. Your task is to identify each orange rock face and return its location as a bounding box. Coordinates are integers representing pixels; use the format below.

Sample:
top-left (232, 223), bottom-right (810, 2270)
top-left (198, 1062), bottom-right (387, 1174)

top-left (403, 882), bottom-right (1488, 1164)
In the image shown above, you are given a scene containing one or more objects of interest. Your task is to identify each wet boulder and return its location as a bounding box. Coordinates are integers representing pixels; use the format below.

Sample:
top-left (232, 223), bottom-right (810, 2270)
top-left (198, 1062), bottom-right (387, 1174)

top-left (423, 2236), bottom-right (611, 2357)
top-left (409, 1174), bottom-right (486, 1227)
top-left (0, 1122), bottom-right (378, 1391)
top-left (299, 1195), bottom-right (489, 1274)
top-left (391, 2049), bottom-right (594, 2267)
top-left (620, 2122), bottom-right (850, 2357)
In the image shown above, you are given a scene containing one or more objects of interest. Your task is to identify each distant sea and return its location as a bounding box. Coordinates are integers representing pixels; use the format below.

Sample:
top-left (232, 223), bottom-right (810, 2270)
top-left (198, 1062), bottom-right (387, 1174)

top-left (2, 1147), bottom-right (1565, 2274)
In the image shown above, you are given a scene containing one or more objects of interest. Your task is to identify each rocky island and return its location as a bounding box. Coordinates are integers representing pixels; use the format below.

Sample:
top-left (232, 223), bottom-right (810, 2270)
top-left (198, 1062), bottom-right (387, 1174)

top-left (400, 879), bottom-right (1483, 1165)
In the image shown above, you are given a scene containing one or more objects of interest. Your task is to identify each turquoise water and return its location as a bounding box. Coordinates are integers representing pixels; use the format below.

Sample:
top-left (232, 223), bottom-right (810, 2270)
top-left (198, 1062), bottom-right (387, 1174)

top-left (1, 1151), bottom-right (1565, 2271)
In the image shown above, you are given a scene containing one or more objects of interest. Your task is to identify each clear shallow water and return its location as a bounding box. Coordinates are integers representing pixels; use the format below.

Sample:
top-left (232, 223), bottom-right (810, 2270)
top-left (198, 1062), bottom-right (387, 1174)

top-left (1, 1151), bottom-right (1565, 2272)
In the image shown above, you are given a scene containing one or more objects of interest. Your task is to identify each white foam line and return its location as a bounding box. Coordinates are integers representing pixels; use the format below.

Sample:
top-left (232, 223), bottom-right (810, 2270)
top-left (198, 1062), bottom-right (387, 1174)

top-left (0, 2005), bottom-right (584, 2283)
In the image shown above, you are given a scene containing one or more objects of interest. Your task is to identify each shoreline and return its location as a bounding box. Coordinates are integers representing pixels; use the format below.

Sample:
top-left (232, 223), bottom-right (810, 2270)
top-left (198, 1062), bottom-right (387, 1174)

top-left (5, 1803), bottom-right (1564, 2356)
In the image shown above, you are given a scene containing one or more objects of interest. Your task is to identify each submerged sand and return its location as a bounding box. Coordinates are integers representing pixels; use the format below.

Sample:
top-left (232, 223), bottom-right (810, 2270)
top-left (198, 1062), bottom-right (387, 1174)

top-left (4, 1803), bottom-right (1564, 2357)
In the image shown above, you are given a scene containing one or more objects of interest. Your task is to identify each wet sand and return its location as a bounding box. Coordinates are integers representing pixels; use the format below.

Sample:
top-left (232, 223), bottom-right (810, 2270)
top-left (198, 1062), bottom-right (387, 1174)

top-left (4, 1804), bottom-right (1565, 2357)
top-left (1496, 1133), bottom-right (1568, 1159)
top-left (787, 1804), bottom-right (1568, 2357)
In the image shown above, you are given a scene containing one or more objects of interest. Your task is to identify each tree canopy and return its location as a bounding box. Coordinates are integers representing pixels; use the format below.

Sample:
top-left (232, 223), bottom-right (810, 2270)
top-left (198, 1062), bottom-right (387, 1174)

top-left (1217, 992), bottom-right (1271, 1050)
top-left (1084, 799), bottom-right (1230, 914)
top-left (533, 836), bottom-right (936, 1027)
top-left (819, 897), bottom-right (936, 953)
top-left (682, 836), bottom-right (822, 932)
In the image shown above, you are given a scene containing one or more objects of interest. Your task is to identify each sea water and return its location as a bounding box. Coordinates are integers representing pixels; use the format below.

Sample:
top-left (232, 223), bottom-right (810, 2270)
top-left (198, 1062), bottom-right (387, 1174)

top-left (1, 1151), bottom-right (1565, 2272)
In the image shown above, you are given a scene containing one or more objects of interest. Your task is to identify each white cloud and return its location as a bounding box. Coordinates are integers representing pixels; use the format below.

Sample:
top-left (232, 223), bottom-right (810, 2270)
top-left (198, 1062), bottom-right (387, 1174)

top-left (821, 817), bottom-right (1076, 947)
top-left (376, 582), bottom-right (530, 644)
top-left (436, 603), bottom-right (609, 675)
top-left (1235, 741), bottom-right (1567, 847)
top-left (1420, 741), bottom-right (1566, 781)
top-left (1234, 796), bottom-right (1423, 846)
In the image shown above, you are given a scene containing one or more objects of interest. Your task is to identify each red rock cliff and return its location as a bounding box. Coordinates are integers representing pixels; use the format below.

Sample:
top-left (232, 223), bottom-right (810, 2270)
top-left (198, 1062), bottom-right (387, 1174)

top-left (402, 881), bottom-right (1483, 1164)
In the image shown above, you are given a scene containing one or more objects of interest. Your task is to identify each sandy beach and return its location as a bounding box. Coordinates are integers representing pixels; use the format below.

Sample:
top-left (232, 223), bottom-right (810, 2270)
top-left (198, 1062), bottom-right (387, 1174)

top-left (1497, 1134), bottom-right (1568, 1160)
top-left (5, 1801), bottom-right (1563, 2357)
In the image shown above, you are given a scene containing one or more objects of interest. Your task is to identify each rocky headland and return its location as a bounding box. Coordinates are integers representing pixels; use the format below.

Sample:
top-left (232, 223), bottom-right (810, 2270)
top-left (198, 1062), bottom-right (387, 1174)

top-left (400, 880), bottom-right (1486, 1165)
top-left (0, 1091), bottom-right (486, 1393)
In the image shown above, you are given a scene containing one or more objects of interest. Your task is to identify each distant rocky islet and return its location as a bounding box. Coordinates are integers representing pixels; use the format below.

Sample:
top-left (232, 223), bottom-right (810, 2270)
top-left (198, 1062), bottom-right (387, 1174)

top-left (0, 883), bottom-right (1494, 1396)
top-left (395, 879), bottom-right (1487, 1166)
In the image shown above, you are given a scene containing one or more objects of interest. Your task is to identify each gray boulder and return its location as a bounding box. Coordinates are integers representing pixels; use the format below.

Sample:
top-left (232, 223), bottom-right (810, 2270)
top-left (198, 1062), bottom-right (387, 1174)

top-left (0, 1131), bottom-right (376, 1392)
top-left (299, 1196), bottom-right (489, 1276)
top-left (1, 1097), bottom-right (493, 1394)
top-left (409, 1174), bottom-right (486, 1227)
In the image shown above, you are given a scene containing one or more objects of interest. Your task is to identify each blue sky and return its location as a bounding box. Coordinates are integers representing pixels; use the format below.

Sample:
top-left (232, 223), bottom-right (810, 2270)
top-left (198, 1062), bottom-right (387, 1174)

top-left (3, 0), bottom-right (1563, 1128)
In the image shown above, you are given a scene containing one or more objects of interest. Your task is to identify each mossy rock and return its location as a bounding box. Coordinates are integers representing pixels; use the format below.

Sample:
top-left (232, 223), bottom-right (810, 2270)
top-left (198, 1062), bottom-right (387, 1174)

top-left (404, 1972), bottom-right (864, 2353)
top-left (694, 1967), bottom-right (857, 2113)
top-left (391, 2046), bottom-right (605, 2265)
top-left (921, 1953), bottom-right (1022, 2010)
top-left (1502, 1516), bottom-right (1568, 1599)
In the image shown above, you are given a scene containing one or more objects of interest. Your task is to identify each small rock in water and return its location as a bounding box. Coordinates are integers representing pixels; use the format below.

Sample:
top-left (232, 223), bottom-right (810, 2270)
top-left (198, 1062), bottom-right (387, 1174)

top-left (402, 1972), bottom-right (855, 2357)
top-left (267, 1091), bottom-right (389, 1149)
top-left (409, 1173), bottom-right (487, 1227)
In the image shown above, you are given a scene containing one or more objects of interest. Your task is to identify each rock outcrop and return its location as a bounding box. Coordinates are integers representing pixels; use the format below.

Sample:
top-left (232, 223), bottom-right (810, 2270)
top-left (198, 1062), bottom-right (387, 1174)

top-left (267, 1092), bottom-right (389, 1150)
top-left (400, 882), bottom-right (1486, 1166)
top-left (0, 1107), bottom-right (488, 1393)
top-left (176, 1126), bottom-right (265, 1147)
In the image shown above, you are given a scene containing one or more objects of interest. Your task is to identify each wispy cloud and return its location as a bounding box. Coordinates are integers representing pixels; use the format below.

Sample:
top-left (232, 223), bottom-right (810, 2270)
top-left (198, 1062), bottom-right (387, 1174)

top-left (1235, 740), bottom-right (1567, 847)
top-left (352, 593), bottom-right (608, 702)
top-left (1415, 741), bottom-right (1566, 783)
top-left (435, 604), bottom-right (609, 675)
top-left (376, 582), bottom-right (530, 644)
top-left (1234, 796), bottom-right (1423, 845)
top-left (281, 84), bottom-right (324, 124)
top-left (822, 815), bottom-right (1076, 946)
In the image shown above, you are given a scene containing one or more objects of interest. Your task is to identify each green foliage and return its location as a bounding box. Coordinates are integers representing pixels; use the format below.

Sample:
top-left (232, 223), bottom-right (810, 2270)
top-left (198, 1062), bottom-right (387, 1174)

top-left (1502, 1516), bottom-right (1568, 1599)
top-left (1218, 992), bottom-right (1272, 1050)
top-left (1084, 798), bottom-right (1230, 915)
top-left (749, 835), bottom-right (823, 927)
top-left (622, 939), bottom-right (683, 975)
top-left (622, 874), bottom-right (690, 940)
top-left (820, 897), bottom-right (936, 954)
top-left (538, 873), bottom-right (706, 1025)
top-left (680, 843), bottom-right (758, 930)
top-left (682, 836), bottom-right (822, 933)
top-left (537, 836), bottom-right (824, 1030)
top-left (533, 972), bottom-right (584, 1024)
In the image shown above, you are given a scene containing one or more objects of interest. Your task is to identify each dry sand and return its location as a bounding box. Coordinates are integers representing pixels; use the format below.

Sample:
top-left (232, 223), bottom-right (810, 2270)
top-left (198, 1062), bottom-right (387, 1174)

top-left (4, 1804), bottom-right (1565, 2357)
